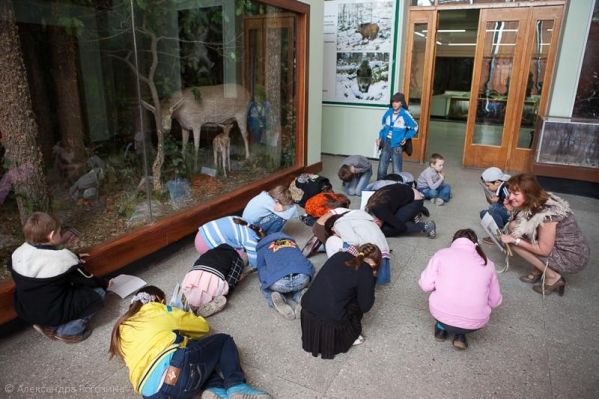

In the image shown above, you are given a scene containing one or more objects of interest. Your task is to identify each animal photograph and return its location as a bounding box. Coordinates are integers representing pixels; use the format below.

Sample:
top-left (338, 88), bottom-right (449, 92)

top-left (335, 52), bottom-right (390, 102)
top-left (336, 0), bottom-right (394, 52)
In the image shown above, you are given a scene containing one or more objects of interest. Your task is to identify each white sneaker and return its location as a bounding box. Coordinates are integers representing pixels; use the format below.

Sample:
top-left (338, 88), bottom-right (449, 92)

top-left (353, 335), bottom-right (365, 346)
top-left (196, 296), bottom-right (227, 317)
top-left (271, 292), bottom-right (295, 320)
top-left (435, 198), bottom-right (445, 206)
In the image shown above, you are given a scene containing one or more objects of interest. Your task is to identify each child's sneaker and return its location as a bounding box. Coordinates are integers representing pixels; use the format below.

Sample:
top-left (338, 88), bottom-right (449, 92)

top-left (452, 334), bottom-right (468, 350)
top-left (271, 292), bottom-right (295, 320)
top-left (55, 328), bottom-right (92, 344)
top-left (434, 323), bottom-right (448, 342)
top-left (197, 296), bottom-right (227, 318)
top-left (423, 220), bottom-right (437, 239)
top-left (435, 198), bottom-right (445, 206)
top-left (227, 383), bottom-right (271, 399)
top-left (201, 387), bottom-right (228, 399)
top-left (482, 236), bottom-right (495, 245)
top-left (301, 235), bottom-right (321, 258)
top-left (352, 334), bottom-right (365, 346)
top-left (32, 324), bottom-right (57, 340)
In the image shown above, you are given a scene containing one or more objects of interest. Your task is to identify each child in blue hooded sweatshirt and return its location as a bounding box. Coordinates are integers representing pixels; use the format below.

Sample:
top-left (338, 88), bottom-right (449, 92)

top-left (376, 92), bottom-right (418, 179)
top-left (256, 232), bottom-right (315, 321)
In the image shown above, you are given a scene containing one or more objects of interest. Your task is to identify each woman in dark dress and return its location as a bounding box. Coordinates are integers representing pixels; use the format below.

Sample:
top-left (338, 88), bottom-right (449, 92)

top-left (300, 243), bottom-right (382, 359)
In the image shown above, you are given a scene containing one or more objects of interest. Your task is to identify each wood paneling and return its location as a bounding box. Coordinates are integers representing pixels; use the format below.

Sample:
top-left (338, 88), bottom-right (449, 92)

top-left (402, 10), bottom-right (437, 163)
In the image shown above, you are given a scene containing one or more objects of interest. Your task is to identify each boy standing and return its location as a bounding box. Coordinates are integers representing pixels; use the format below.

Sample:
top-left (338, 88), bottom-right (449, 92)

top-left (479, 167), bottom-right (510, 230)
top-left (9, 212), bottom-right (108, 343)
top-left (376, 92), bottom-right (418, 179)
top-left (417, 153), bottom-right (451, 206)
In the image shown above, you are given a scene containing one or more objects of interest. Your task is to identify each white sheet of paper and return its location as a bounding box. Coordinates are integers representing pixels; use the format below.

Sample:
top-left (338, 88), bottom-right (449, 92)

top-left (481, 212), bottom-right (506, 254)
top-left (360, 190), bottom-right (376, 211)
top-left (107, 274), bottom-right (147, 299)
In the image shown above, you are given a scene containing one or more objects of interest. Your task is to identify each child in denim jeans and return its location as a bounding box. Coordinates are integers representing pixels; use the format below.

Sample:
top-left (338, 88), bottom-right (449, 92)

top-left (242, 185), bottom-right (297, 234)
top-left (256, 232), bottom-right (315, 320)
top-left (9, 212), bottom-right (108, 343)
top-left (479, 167), bottom-right (510, 231)
top-left (338, 155), bottom-right (373, 196)
top-left (417, 153), bottom-right (451, 206)
top-left (110, 286), bottom-right (270, 399)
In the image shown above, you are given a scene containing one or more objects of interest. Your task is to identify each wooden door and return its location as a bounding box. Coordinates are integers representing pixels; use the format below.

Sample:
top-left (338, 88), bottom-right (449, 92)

top-left (463, 8), bottom-right (531, 169)
top-left (506, 6), bottom-right (563, 171)
top-left (402, 10), bottom-right (437, 163)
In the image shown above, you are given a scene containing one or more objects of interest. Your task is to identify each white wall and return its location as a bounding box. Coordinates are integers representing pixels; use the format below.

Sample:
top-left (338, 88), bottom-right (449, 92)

top-left (300, 0), bottom-right (324, 166)
top-left (547, 0), bottom-right (595, 117)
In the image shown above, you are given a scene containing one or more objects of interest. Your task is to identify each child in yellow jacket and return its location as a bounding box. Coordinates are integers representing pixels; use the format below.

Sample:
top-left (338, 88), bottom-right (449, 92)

top-left (109, 286), bottom-right (270, 399)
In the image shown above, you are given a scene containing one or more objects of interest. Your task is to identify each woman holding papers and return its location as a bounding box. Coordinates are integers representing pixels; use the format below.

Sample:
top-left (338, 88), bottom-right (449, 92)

top-left (500, 174), bottom-right (590, 296)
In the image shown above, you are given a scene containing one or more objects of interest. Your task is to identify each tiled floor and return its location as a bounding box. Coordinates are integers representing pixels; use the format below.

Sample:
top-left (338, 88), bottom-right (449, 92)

top-left (0, 154), bottom-right (597, 398)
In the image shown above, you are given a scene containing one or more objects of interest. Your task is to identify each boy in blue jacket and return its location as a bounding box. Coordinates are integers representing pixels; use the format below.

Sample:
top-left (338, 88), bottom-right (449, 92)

top-left (256, 232), bottom-right (315, 320)
top-left (376, 92), bottom-right (418, 179)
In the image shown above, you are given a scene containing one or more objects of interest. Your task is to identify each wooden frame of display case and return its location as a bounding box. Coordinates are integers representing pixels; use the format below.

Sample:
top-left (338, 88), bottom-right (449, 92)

top-left (0, 0), bottom-right (312, 325)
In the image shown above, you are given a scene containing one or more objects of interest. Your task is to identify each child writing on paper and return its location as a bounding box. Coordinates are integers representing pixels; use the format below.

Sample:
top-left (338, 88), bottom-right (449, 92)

top-left (417, 153), bottom-right (452, 206)
top-left (479, 167), bottom-right (511, 232)
top-left (242, 185), bottom-right (297, 234)
top-left (109, 285), bottom-right (270, 399)
top-left (376, 92), bottom-right (418, 179)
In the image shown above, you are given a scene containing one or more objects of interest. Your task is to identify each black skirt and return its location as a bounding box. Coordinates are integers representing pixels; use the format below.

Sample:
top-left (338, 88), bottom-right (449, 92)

top-left (301, 302), bottom-right (363, 360)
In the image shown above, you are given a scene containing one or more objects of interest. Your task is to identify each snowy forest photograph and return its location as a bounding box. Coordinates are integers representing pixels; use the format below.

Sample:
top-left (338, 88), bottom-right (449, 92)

top-left (336, 1), bottom-right (395, 52)
top-left (335, 52), bottom-right (390, 102)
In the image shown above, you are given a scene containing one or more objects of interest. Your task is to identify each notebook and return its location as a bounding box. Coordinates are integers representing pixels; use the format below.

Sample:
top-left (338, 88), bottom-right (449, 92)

top-left (107, 274), bottom-right (147, 299)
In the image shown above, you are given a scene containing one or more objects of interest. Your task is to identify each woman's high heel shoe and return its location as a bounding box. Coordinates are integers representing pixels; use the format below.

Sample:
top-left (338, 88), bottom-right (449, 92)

top-left (533, 277), bottom-right (566, 296)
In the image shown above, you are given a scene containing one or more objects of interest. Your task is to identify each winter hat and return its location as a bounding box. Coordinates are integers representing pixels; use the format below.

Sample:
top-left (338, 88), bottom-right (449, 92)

top-left (390, 92), bottom-right (408, 109)
top-left (481, 167), bottom-right (510, 182)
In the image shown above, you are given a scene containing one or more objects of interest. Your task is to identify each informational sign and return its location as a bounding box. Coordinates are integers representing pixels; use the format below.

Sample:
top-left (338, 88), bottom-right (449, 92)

top-left (323, 0), bottom-right (399, 106)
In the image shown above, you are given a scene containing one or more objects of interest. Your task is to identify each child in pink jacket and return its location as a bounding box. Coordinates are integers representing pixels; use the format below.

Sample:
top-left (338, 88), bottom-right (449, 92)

top-left (419, 228), bottom-right (502, 350)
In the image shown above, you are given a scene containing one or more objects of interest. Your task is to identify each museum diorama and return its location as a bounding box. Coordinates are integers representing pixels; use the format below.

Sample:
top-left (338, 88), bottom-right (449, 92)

top-left (0, 0), bottom-right (309, 314)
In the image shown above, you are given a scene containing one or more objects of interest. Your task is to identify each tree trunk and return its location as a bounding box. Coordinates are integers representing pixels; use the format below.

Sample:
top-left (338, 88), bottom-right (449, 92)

top-left (0, 1), bottom-right (50, 224)
top-left (265, 26), bottom-right (282, 168)
top-left (18, 24), bottom-right (57, 168)
top-left (49, 1), bottom-right (87, 180)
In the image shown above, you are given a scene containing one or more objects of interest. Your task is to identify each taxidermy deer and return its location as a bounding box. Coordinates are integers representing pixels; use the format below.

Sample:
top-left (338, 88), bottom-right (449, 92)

top-left (213, 120), bottom-right (234, 177)
top-left (150, 84), bottom-right (251, 169)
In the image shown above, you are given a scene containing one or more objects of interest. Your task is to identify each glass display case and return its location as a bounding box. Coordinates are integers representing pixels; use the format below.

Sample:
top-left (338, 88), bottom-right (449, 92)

top-left (0, 0), bottom-right (308, 293)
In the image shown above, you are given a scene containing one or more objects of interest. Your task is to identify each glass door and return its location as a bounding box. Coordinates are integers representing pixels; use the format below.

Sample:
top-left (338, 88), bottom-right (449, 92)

top-left (507, 6), bottom-right (563, 171)
top-left (463, 8), bottom-right (530, 168)
top-left (402, 10), bottom-right (437, 162)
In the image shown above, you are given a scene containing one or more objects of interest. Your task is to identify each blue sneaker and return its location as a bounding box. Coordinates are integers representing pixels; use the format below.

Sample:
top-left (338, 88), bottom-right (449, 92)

top-left (201, 387), bottom-right (228, 399)
top-left (226, 383), bottom-right (271, 399)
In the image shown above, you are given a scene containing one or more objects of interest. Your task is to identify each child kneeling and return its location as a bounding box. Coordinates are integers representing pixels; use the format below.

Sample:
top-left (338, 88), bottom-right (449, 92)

top-left (419, 229), bottom-right (502, 350)
top-left (242, 185), bottom-right (296, 234)
top-left (181, 244), bottom-right (247, 317)
top-left (110, 286), bottom-right (270, 399)
top-left (301, 244), bottom-right (382, 359)
top-left (256, 233), bottom-right (315, 320)
top-left (10, 212), bottom-right (108, 343)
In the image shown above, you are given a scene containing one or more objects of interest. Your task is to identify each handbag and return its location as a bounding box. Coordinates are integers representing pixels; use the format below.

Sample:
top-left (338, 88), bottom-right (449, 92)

top-left (402, 138), bottom-right (413, 156)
